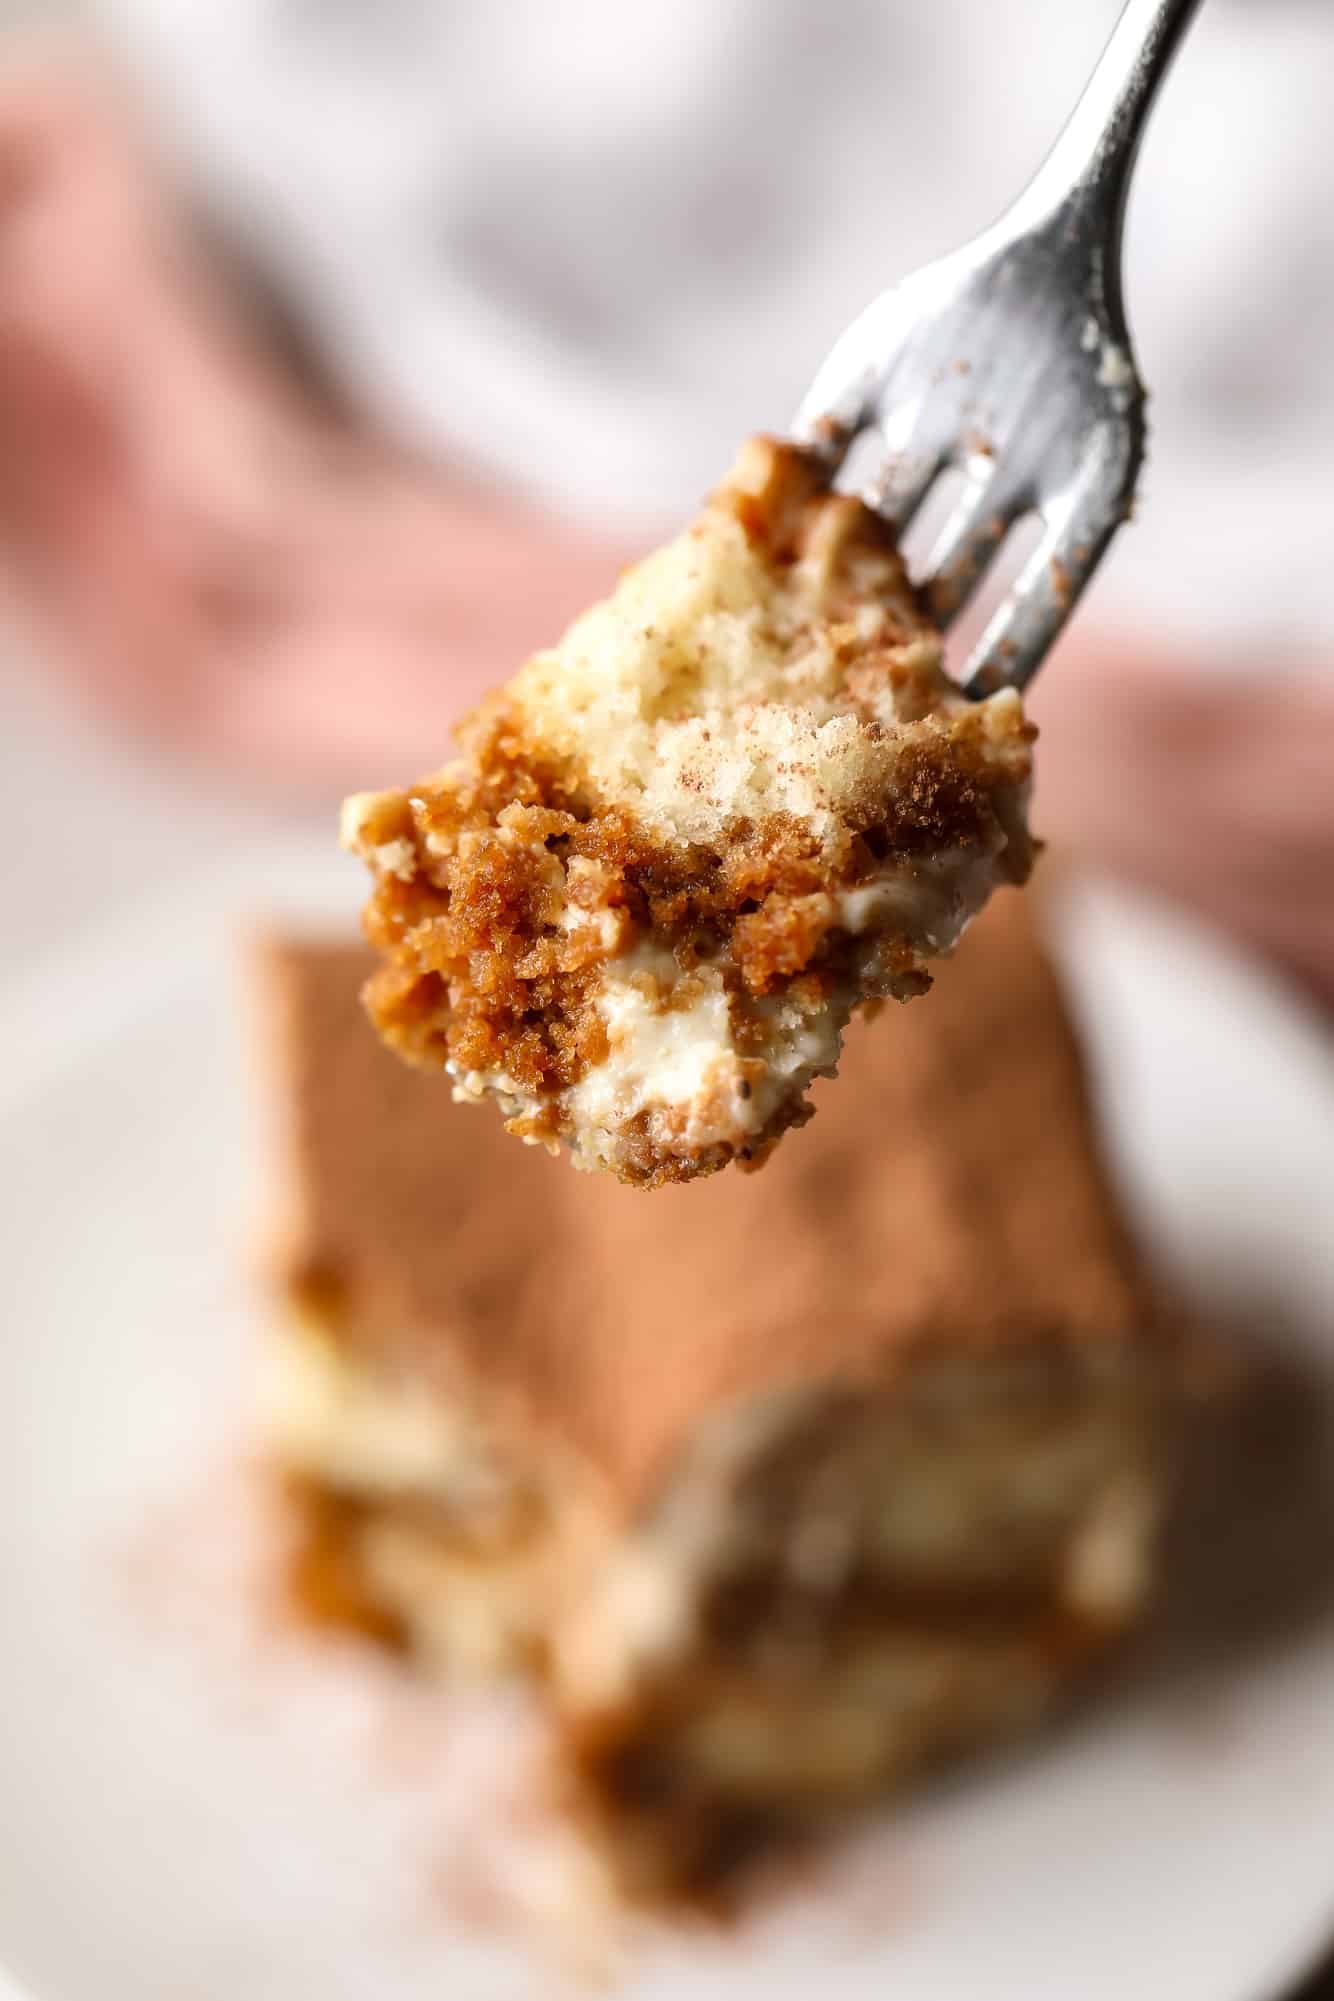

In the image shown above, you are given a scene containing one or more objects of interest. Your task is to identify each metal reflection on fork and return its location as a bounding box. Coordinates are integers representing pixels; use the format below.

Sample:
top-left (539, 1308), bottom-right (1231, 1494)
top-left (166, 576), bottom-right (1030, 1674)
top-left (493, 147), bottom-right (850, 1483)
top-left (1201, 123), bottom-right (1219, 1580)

top-left (792, 0), bottom-right (1205, 697)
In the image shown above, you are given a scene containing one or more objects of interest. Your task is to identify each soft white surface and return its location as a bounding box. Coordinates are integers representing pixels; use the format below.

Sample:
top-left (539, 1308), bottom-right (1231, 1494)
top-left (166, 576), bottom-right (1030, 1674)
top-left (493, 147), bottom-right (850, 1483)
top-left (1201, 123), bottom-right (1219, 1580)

top-left (99, 0), bottom-right (1334, 657)
top-left (0, 815), bottom-right (1333, 1999)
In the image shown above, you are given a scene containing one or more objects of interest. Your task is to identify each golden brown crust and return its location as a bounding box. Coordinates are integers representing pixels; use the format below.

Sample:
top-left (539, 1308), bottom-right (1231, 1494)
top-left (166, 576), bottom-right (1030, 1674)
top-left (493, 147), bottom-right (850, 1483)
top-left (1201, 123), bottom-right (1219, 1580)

top-left (355, 721), bottom-right (1025, 1074)
top-left (343, 437), bottom-right (1036, 1185)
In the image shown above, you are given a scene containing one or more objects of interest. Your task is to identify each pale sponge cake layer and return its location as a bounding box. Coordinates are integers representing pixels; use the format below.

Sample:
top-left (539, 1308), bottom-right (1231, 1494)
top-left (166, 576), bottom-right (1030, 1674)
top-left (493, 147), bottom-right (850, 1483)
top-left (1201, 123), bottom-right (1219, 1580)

top-left (342, 437), bottom-right (1036, 1185)
top-left (507, 434), bottom-right (966, 845)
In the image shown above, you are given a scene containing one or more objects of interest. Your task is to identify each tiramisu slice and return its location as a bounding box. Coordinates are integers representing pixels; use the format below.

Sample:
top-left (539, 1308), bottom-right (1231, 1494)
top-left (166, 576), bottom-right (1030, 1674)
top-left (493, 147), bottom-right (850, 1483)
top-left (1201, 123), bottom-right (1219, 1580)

top-left (250, 896), bottom-right (1179, 1900)
top-left (341, 436), bottom-right (1036, 1185)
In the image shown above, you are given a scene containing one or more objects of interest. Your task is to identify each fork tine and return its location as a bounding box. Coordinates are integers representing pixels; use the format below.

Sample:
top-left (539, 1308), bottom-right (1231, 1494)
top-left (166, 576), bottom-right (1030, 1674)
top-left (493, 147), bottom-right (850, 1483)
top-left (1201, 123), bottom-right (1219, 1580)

top-left (865, 446), bottom-right (944, 533)
top-left (919, 474), bottom-right (1021, 628)
top-left (958, 481), bottom-right (1120, 697)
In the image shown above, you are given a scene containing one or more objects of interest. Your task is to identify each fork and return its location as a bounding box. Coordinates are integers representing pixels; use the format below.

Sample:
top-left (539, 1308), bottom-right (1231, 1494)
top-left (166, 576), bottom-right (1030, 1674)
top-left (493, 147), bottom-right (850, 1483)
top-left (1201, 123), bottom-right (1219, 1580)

top-left (792, 0), bottom-right (1204, 697)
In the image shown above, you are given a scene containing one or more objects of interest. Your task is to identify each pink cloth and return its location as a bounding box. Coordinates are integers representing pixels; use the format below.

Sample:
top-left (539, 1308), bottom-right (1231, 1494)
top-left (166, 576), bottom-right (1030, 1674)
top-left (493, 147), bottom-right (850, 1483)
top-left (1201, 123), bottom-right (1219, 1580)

top-left (0, 56), bottom-right (628, 792)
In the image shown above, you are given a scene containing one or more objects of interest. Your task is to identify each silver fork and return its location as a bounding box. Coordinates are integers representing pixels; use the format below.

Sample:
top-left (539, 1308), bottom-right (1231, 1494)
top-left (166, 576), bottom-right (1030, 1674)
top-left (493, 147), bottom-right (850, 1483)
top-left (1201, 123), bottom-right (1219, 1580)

top-left (792, 0), bottom-right (1204, 697)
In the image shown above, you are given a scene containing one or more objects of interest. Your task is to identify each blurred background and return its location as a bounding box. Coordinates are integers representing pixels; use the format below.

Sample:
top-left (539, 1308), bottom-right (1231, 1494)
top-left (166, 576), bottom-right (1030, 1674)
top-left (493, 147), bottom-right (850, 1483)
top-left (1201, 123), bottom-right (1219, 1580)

top-left (0, 2), bottom-right (1333, 1995)
top-left (0, 0), bottom-right (1331, 1021)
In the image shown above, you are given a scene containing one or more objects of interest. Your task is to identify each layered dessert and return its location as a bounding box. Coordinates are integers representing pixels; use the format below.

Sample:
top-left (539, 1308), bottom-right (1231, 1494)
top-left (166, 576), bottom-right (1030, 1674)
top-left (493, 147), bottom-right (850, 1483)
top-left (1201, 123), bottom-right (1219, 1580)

top-left (341, 436), bottom-right (1036, 1185)
top-left (250, 897), bottom-right (1178, 1901)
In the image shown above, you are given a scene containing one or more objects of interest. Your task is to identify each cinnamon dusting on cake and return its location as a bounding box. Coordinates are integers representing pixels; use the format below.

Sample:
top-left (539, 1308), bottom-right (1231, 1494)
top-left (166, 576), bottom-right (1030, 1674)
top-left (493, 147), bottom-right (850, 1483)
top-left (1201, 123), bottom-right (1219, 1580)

top-left (343, 437), bottom-right (1036, 1185)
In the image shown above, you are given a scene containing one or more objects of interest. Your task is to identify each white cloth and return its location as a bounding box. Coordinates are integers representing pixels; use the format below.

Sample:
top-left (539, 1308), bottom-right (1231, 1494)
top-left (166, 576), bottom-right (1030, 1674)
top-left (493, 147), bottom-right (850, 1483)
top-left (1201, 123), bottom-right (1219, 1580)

top-left (101, 0), bottom-right (1334, 652)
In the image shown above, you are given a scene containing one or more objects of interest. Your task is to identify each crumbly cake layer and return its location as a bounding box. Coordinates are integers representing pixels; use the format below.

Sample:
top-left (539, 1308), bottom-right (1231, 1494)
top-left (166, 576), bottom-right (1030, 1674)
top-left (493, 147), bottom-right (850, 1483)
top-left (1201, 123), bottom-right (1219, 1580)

top-left (342, 436), bottom-right (1036, 1185)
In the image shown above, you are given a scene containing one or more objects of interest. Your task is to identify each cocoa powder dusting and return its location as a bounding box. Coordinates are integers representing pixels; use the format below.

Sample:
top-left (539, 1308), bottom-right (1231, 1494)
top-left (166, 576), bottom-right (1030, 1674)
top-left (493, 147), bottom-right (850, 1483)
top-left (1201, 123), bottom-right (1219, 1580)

top-left (250, 894), bottom-right (1162, 1515)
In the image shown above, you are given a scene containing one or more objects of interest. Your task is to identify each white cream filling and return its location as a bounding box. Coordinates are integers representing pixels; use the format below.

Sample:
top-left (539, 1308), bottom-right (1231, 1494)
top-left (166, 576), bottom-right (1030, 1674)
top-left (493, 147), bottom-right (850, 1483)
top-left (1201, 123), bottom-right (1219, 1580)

top-left (565, 946), bottom-right (848, 1171)
top-left (562, 841), bottom-right (1006, 1165)
top-left (835, 844), bottom-right (1007, 954)
top-left (445, 977), bottom-right (844, 1170)
top-left (566, 951), bottom-right (753, 1156)
top-left (447, 836), bottom-right (1011, 1169)
top-left (260, 1314), bottom-right (518, 1517)
top-left (586, 952), bottom-right (738, 1123)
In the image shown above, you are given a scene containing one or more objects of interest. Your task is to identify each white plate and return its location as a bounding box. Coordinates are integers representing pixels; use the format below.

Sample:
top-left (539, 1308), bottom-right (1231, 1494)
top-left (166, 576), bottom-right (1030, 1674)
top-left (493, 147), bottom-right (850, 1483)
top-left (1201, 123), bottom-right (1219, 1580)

top-left (2, 847), bottom-right (1333, 2001)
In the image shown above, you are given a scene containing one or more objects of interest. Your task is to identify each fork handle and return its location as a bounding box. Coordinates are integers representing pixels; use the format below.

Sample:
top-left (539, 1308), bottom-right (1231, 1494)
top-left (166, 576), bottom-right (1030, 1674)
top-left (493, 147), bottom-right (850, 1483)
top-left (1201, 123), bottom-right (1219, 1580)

top-left (1020, 0), bottom-right (1205, 241)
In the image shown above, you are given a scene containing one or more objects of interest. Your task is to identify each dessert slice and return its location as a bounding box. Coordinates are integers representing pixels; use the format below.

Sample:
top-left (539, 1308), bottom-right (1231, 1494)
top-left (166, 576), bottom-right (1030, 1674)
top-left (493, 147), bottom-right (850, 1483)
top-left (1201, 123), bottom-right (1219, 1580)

top-left (249, 896), bottom-right (1180, 1901)
top-left (341, 436), bottom-right (1036, 1186)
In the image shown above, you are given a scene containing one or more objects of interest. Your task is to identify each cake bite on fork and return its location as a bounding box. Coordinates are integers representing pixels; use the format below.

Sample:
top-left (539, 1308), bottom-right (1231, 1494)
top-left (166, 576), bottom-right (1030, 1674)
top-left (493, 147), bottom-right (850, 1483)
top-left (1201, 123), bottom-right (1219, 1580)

top-left (342, 0), bottom-right (1200, 1183)
top-left (342, 439), bottom-right (1034, 1185)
